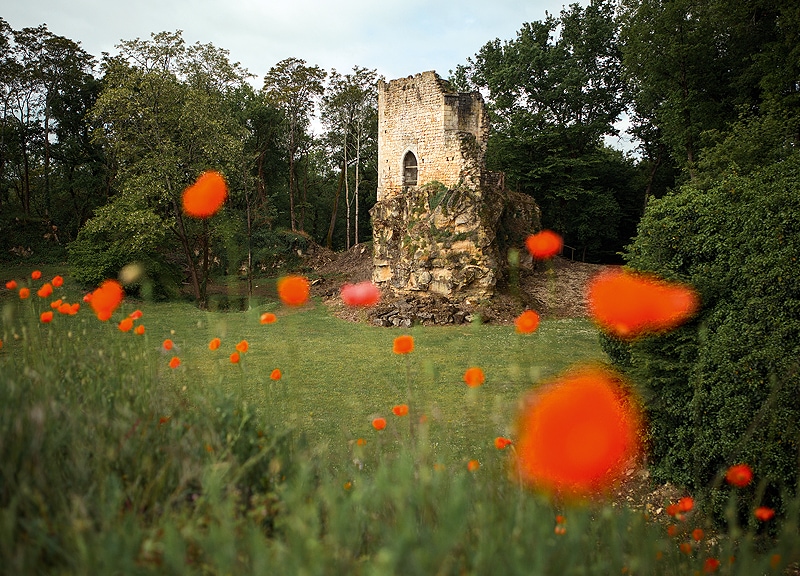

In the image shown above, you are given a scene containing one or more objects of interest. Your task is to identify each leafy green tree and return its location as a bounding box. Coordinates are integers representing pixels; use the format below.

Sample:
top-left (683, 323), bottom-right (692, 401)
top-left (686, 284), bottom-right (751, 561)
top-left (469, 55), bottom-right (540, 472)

top-left (262, 58), bottom-right (325, 232)
top-left (610, 149), bottom-right (800, 524)
top-left (320, 66), bottom-right (378, 249)
top-left (453, 0), bottom-right (637, 261)
top-left (0, 19), bottom-right (101, 261)
top-left (70, 31), bottom-right (248, 306)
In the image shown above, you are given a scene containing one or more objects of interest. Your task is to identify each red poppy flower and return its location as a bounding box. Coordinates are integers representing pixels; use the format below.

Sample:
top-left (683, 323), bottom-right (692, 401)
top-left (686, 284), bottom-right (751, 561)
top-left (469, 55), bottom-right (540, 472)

top-left (277, 275), bottom-right (310, 306)
top-left (51, 299), bottom-right (63, 309)
top-left (515, 365), bottom-right (643, 498)
top-left (587, 269), bottom-right (698, 339)
top-left (83, 293), bottom-right (92, 303)
top-left (667, 524), bottom-right (678, 537)
top-left (169, 357), bottom-right (181, 369)
top-left (57, 303), bottom-right (70, 315)
top-left (19, 287), bottom-right (30, 299)
top-left (392, 335), bottom-right (414, 354)
top-left (182, 170), bottom-right (228, 218)
top-left (5, 280), bottom-right (17, 290)
top-left (162, 339), bottom-right (174, 351)
top-left (372, 417), bottom-right (386, 431)
top-left (129, 309), bottom-right (143, 320)
top-left (392, 404), bottom-right (409, 416)
top-left (679, 542), bottom-right (693, 555)
top-left (236, 340), bottom-right (249, 353)
top-left (40, 311), bottom-right (54, 323)
top-left (463, 367), bottom-right (486, 387)
top-left (260, 312), bottom-right (277, 324)
top-left (270, 369), bottom-right (282, 381)
top-left (725, 463), bottom-right (753, 488)
top-left (356, 438), bottom-right (367, 446)
top-left (515, 310), bottom-right (540, 334)
top-left (754, 507), bottom-right (775, 522)
top-left (494, 437), bottom-right (512, 450)
top-left (341, 281), bottom-right (381, 307)
top-left (31, 270), bottom-right (41, 280)
top-left (467, 459), bottom-right (480, 472)
top-left (209, 337), bottom-right (221, 350)
top-left (703, 558), bottom-right (720, 573)
top-left (134, 325), bottom-right (145, 335)
top-left (230, 351), bottom-right (240, 364)
top-left (525, 230), bottom-right (563, 260)
top-left (118, 317), bottom-right (134, 332)
top-left (666, 504), bottom-right (680, 517)
top-left (692, 528), bottom-right (704, 542)
top-left (678, 496), bottom-right (694, 513)
top-left (51, 275), bottom-right (64, 288)
top-left (37, 283), bottom-right (53, 298)
top-left (69, 303), bottom-right (80, 315)
top-left (89, 279), bottom-right (124, 321)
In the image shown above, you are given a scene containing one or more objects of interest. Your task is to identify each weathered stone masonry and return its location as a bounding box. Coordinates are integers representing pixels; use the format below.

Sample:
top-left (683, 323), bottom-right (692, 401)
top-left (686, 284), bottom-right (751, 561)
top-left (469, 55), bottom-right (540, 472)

top-left (371, 71), bottom-right (540, 305)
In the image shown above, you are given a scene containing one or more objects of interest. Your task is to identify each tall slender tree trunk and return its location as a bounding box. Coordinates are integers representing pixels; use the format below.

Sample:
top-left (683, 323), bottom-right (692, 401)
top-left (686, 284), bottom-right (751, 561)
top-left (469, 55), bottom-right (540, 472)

top-left (354, 122), bottom-right (362, 246)
top-left (43, 97), bottom-right (51, 217)
top-left (326, 160), bottom-right (345, 248)
top-left (344, 131), bottom-right (351, 250)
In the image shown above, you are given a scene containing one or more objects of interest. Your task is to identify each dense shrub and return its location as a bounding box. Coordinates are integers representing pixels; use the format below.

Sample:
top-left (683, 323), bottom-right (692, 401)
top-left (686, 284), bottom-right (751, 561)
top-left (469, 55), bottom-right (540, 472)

top-left (608, 152), bottom-right (800, 524)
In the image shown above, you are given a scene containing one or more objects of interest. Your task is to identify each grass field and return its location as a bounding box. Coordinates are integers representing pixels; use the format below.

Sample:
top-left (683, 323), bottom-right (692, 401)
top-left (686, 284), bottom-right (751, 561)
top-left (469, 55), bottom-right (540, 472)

top-left (1, 264), bottom-right (797, 574)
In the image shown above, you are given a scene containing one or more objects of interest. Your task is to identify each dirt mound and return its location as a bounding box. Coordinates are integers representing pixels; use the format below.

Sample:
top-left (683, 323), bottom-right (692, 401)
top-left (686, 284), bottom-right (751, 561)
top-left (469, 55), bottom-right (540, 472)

top-left (307, 242), bottom-right (616, 324)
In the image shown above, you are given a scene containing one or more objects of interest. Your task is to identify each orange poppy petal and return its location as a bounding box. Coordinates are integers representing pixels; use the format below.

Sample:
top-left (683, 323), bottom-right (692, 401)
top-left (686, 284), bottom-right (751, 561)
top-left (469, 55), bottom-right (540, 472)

top-left (182, 170), bottom-right (228, 218)
top-left (515, 365), bottom-right (643, 498)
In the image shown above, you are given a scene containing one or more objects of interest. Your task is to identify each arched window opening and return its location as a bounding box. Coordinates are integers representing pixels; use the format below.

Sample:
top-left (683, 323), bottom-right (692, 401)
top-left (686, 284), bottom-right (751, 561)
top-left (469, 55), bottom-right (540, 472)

top-left (403, 151), bottom-right (418, 186)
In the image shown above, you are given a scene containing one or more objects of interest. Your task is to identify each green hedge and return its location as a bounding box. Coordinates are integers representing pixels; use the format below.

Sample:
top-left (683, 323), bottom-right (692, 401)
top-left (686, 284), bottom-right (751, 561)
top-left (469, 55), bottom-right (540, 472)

top-left (608, 153), bottom-right (800, 526)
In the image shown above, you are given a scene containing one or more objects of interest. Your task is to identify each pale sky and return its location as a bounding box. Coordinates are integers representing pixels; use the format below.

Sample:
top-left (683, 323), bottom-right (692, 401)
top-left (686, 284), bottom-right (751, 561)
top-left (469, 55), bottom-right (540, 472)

top-left (3, 0), bottom-right (576, 83)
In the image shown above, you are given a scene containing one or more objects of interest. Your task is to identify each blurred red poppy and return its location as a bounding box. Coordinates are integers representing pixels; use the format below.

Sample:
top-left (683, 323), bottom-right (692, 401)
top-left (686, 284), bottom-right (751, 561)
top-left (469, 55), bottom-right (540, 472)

top-left (463, 367), bottom-right (485, 387)
top-left (494, 437), bottom-right (512, 450)
top-left (525, 230), bottom-right (563, 260)
top-left (515, 365), bottom-right (643, 498)
top-left (725, 463), bottom-right (753, 488)
top-left (277, 275), bottom-right (310, 306)
top-left (393, 335), bottom-right (414, 354)
top-left (392, 404), bottom-right (409, 416)
top-left (90, 279), bottom-right (124, 321)
top-left (587, 269), bottom-right (698, 339)
top-left (341, 281), bottom-right (381, 307)
top-left (182, 170), bottom-right (228, 218)
top-left (515, 310), bottom-right (540, 334)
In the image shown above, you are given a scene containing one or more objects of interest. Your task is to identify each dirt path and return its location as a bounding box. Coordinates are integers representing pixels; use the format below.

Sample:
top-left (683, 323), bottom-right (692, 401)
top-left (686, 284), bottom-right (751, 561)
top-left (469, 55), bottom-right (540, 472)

top-left (305, 242), bottom-right (617, 324)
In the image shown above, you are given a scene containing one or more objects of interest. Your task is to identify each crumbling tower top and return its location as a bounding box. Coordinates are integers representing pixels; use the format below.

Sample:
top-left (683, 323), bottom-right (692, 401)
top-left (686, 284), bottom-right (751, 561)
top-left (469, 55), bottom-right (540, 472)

top-left (376, 71), bottom-right (489, 201)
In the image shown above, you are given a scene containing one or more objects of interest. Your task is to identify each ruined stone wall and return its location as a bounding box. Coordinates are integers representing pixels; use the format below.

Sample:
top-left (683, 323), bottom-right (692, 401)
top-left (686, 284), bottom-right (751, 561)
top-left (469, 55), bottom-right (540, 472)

top-left (376, 71), bottom-right (488, 201)
top-left (371, 70), bottom-right (540, 304)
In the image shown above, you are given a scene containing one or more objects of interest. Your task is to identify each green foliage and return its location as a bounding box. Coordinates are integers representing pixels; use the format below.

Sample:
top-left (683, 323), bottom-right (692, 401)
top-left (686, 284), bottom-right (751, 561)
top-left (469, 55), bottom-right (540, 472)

top-left (454, 2), bottom-right (642, 262)
top-left (251, 227), bottom-right (310, 272)
top-left (612, 152), bottom-right (800, 523)
top-left (0, 294), bottom-right (293, 574)
top-left (1, 275), bottom-right (797, 574)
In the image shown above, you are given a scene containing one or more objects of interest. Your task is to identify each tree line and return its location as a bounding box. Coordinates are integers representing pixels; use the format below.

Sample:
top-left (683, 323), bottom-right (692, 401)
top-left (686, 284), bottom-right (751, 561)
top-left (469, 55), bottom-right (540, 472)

top-left (1, 0), bottom-right (797, 303)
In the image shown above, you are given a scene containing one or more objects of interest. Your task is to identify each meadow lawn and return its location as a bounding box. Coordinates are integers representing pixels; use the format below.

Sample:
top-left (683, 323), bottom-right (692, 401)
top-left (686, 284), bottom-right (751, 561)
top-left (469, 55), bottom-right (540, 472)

top-left (1, 263), bottom-right (796, 575)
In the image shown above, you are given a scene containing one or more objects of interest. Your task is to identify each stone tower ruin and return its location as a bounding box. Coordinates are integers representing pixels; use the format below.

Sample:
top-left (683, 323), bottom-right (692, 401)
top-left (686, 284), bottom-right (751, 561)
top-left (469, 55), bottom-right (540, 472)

top-left (370, 71), bottom-right (539, 306)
